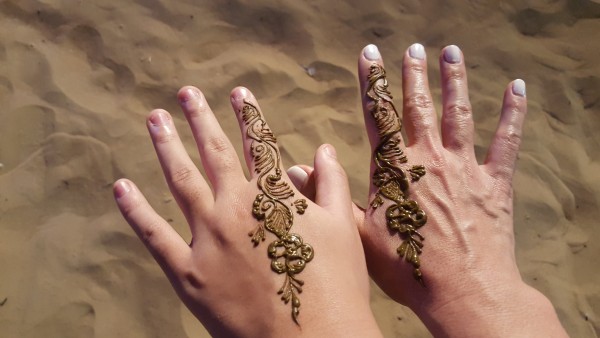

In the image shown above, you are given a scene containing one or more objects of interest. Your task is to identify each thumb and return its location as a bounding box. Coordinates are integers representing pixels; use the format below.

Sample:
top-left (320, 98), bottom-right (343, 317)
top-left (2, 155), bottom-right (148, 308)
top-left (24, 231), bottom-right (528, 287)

top-left (312, 144), bottom-right (353, 215)
top-left (288, 161), bottom-right (365, 226)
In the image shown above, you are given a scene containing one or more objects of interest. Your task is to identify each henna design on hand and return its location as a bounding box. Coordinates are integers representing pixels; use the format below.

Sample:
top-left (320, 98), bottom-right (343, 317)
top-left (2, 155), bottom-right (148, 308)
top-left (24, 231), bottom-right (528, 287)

top-left (367, 64), bottom-right (428, 286)
top-left (242, 101), bottom-right (314, 325)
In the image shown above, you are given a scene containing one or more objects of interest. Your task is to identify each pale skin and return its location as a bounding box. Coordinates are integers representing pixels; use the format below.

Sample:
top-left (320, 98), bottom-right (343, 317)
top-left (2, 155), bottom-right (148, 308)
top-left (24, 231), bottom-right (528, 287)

top-left (113, 43), bottom-right (569, 337)
top-left (289, 44), bottom-right (569, 337)
top-left (113, 87), bottom-right (383, 337)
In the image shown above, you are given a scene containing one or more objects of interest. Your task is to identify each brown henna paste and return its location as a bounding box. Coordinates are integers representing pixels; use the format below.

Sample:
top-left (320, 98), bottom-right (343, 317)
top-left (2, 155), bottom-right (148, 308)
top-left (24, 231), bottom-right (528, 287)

top-left (367, 64), bottom-right (428, 286)
top-left (242, 101), bottom-right (313, 325)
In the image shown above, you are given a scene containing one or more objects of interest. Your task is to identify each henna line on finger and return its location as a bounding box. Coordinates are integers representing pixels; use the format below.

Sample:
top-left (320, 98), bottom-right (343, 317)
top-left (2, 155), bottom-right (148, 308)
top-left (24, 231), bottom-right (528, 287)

top-left (242, 100), bottom-right (313, 325)
top-left (367, 64), bottom-right (428, 286)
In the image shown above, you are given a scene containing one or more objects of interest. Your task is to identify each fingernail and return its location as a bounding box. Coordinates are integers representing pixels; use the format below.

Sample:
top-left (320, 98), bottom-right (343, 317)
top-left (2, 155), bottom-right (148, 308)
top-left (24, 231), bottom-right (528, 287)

top-left (512, 79), bottom-right (526, 97)
top-left (443, 45), bottom-right (461, 64)
top-left (364, 44), bottom-right (381, 61)
top-left (409, 43), bottom-right (425, 60)
top-left (287, 166), bottom-right (308, 189)
top-left (114, 180), bottom-right (132, 198)
top-left (149, 110), bottom-right (170, 126)
top-left (323, 144), bottom-right (337, 159)
top-left (230, 87), bottom-right (250, 105)
top-left (179, 87), bottom-right (200, 104)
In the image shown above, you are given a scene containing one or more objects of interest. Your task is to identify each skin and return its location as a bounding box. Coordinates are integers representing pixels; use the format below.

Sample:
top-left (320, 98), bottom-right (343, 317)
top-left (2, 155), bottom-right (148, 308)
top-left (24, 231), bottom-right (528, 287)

top-left (290, 44), bottom-right (569, 337)
top-left (113, 87), bottom-right (383, 337)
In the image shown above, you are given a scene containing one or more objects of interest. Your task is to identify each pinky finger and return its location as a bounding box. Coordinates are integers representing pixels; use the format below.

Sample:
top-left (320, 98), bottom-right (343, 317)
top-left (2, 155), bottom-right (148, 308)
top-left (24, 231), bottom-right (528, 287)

top-left (484, 79), bottom-right (527, 188)
top-left (113, 179), bottom-right (191, 279)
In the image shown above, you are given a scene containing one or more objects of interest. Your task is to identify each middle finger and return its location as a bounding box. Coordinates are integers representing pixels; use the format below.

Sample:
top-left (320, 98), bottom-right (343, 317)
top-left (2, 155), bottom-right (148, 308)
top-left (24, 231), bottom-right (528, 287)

top-left (147, 109), bottom-right (213, 219)
top-left (402, 43), bottom-right (441, 149)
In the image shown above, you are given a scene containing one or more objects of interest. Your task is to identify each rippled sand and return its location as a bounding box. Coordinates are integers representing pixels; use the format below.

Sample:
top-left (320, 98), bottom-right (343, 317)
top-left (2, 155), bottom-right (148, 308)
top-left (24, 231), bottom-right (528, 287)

top-left (1, 1), bottom-right (599, 336)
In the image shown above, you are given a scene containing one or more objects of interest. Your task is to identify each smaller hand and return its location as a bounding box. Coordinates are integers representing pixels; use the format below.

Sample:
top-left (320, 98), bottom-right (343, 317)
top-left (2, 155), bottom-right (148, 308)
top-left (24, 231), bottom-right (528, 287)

top-left (113, 87), bottom-right (382, 337)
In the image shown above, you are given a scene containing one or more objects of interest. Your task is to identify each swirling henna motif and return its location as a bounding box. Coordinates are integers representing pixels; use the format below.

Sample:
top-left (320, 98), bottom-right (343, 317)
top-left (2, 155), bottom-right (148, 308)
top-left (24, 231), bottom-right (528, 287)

top-left (367, 64), bottom-right (428, 286)
top-left (242, 100), bottom-right (313, 325)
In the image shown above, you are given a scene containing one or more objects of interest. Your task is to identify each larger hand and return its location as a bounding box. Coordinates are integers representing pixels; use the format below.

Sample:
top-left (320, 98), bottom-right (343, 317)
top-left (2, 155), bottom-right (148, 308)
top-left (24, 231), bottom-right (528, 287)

top-left (288, 44), bottom-right (568, 337)
top-left (356, 44), bottom-right (567, 337)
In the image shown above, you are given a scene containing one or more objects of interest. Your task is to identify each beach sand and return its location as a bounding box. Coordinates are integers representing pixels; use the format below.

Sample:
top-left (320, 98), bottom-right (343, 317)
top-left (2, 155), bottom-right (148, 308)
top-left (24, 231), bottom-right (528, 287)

top-left (1, 0), bottom-right (599, 336)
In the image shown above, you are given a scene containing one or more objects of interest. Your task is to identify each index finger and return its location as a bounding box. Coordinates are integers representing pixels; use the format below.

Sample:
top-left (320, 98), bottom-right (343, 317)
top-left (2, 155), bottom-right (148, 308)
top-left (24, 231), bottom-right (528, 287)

top-left (358, 44), bottom-right (406, 155)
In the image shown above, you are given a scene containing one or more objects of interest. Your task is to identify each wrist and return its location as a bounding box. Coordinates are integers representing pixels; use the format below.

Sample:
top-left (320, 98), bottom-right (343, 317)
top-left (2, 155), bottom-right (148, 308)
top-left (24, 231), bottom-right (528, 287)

top-left (302, 302), bottom-right (383, 338)
top-left (413, 280), bottom-right (567, 337)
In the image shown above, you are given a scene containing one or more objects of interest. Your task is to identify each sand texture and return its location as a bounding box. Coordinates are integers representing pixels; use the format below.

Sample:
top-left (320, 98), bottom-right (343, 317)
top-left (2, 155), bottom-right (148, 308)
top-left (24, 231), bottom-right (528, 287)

top-left (1, 0), bottom-right (599, 337)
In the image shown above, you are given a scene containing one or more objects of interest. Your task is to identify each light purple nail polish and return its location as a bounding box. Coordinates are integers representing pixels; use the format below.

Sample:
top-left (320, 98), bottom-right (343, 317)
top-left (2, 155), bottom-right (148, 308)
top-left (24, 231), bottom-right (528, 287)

top-left (443, 45), bottom-right (461, 64)
top-left (512, 79), bottom-right (526, 97)
top-left (409, 43), bottom-right (425, 60)
top-left (364, 44), bottom-right (381, 61)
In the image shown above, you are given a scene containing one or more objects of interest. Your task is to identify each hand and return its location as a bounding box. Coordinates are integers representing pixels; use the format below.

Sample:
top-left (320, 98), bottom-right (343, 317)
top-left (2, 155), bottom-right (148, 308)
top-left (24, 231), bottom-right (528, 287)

top-left (290, 44), bottom-right (567, 337)
top-left (113, 87), bottom-right (382, 337)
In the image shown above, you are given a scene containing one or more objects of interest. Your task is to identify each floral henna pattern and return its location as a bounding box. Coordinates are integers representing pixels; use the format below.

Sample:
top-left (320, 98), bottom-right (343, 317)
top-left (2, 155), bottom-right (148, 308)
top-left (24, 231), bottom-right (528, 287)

top-left (242, 100), bottom-right (314, 324)
top-left (367, 64), bottom-right (428, 286)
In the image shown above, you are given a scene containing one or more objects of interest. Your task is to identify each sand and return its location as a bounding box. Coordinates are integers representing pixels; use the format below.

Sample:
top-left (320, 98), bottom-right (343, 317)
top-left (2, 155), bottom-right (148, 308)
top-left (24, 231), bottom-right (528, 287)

top-left (0, 0), bottom-right (599, 337)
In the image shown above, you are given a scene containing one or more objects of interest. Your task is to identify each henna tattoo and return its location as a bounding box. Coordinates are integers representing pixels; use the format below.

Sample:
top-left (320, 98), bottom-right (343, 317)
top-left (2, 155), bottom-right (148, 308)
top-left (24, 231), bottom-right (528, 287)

top-left (367, 64), bottom-right (428, 286)
top-left (242, 100), bottom-right (313, 325)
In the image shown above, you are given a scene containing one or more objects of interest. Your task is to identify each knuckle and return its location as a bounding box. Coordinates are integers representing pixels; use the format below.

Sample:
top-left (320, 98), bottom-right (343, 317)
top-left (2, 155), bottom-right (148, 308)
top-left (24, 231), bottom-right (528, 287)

top-left (405, 93), bottom-right (434, 111)
top-left (407, 63), bottom-right (426, 75)
top-left (170, 166), bottom-right (197, 185)
top-left (203, 136), bottom-right (231, 155)
top-left (139, 220), bottom-right (161, 246)
top-left (444, 103), bottom-right (473, 121)
top-left (445, 68), bottom-right (465, 82)
top-left (503, 126), bottom-right (523, 150)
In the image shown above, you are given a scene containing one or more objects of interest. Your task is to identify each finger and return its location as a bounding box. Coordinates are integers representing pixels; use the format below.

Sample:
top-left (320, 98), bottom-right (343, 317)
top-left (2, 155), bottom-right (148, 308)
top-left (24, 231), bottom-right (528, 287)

top-left (358, 44), bottom-right (407, 153)
top-left (288, 163), bottom-right (365, 226)
top-left (147, 108), bottom-right (213, 217)
top-left (313, 144), bottom-right (353, 215)
top-left (484, 79), bottom-right (527, 185)
top-left (287, 165), bottom-right (316, 201)
top-left (113, 179), bottom-right (190, 280)
top-left (440, 45), bottom-right (476, 159)
top-left (230, 87), bottom-right (288, 181)
top-left (402, 43), bottom-right (441, 148)
top-left (178, 86), bottom-right (245, 191)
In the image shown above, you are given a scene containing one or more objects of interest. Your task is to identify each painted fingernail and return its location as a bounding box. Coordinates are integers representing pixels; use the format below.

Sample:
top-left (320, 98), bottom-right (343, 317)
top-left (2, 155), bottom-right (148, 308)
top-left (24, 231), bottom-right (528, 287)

top-left (114, 180), bottom-right (132, 198)
top-left (512, 79), bottom-right (526, 97)
top-left (287, 166), bottom-right (308, 189)
top-left (443, 45), bottom-right (461, 64)
top-left (409, 43), bottom-right (425, 60)
top-left (179, 87), bottom-right (200, 104)
top-left (364, 44), bottom-right (381, 61)
top-left (231, 87), bottom-right (251, 105)
top-left (149, 110), bottom-right (170, 126)
top-left (323, 144), bottom-right (337, 159)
